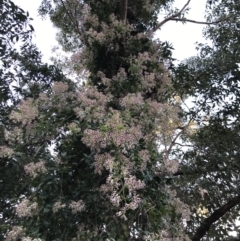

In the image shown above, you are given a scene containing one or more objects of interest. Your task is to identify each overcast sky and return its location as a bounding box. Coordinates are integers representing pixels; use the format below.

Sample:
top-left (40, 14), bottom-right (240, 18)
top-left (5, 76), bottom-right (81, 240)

top-left (12, 0), bottom-right (208, 63)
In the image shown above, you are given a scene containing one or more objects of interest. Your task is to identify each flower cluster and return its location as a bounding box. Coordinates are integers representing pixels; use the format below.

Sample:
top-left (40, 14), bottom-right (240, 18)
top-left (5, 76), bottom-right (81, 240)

top-left (52, 200), bottom-right (86, 214)
top-left (52, 201), bottom-right (66, 213)
top-left (52, 81), bottom-right (69, 94)
top-left (124, 175), bottom-right (146, 192)
top-left (116, 194), bottom-right (142, 219)
top-left (24, 161), bottom-right (47, 178)
top-left (69, 200), bottom-right (86, 214)
top-left (82, 112), bottom-right (143, 151)
top-left (68, 122), bottom-right (81, 134)
top-left (143, 232), bottom-right (161, 241)
top-left (172, 197), bottom-right (191, 221)
top-left (139, 149), bottom-right (150, 170)
top-left (9, 98), bottom-right (38, 125)
top-left (5, 226), bottom-right (23, 241)
top-left (15, 199), bottom-right (38, 218)
top-left (82, 129), bottom-right (107, 150)
top-left (0, 146), bottom-right (14, 158)
top-left (85, 14), bottom-right (134, 45)
top-left (94, 153), bottom-right (114, 175)
top-left (75, 87), bottom-right (110, 123)
top-left (36, 81), bottom-right (76, 115)
top-left (109, 191), bottom-right (121, 207)
top-left (160, 230), bottom-right (191, 241)
top-left (22, 238), bottom-right (42, 241)
top-left (4, 127), bottom-right (23, 143)
top-left (100, 174), bottom-right (122, 195)
top-left (101, 174), bottom-right (144, 216)
top-left (97, 71), bottom-right (111, 87)
top-left (120, 93), bottom-right (144, 112)
top-left (163, 158), bottom-right (179, 174)
top-left (168, 189), bottom-right (191, 222)
top-left (112, 68), bottom-right (128, 84)
top-left (147, 100), bottom-right (165, 117)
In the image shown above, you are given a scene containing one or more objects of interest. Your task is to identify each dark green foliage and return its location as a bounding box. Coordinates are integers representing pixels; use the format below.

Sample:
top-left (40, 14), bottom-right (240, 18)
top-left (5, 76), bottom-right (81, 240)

top-left (172, 0), bottom-right (240, 239)
top-left (0, 1), bottom-right (68, 238)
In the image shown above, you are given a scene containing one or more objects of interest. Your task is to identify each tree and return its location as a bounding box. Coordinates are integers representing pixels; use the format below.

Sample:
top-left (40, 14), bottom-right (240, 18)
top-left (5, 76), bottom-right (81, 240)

top-left (0, 0), bottom-right (67, 238)
top-left (172, 0), bottom-right (240, 240)
top-left (3, 0), bottom-right (240, 240)
top-left (4, 0), bottom-right (189, 240)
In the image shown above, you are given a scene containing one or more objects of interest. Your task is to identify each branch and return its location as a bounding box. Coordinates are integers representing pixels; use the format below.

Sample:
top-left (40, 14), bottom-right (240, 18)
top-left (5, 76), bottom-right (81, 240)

top-left (148, 0), bottom-right (191, 35)
top-left (192, 195), bottom-right (240, 241)
top-left (165, 129), bottom-right (184, 157)
top-left (146, 0), bottom-right (233, 36)
top-left (170, 17), bottom-right (231, 25)
top-left (121, 0), bottom-right (128, 23)
top-left (174, 142), bottom-right (194, 148)
top-left (165, 118), bottom-right (193, 158)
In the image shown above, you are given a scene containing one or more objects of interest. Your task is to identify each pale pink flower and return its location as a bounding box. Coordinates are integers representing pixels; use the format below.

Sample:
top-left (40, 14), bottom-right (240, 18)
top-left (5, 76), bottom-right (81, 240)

top-left (69, 200), bottom-right (86, 214)
top-left (82, 129), bottom-right (107, 150)
top-left (52, 82), bottom-right (69, 94)
top-left (163, 159), bottom-right (179, 174)
top-left (22, 237), bottom-right (42, 241)
top-left (5, 226), bottom-right (23, 241)
top-left (24, 161), bottom-right (47, 178)
top-left (139, 149), bottom-right (150, 170)
top-left (170, 197), bottom-right (191, 221)
top-left (126, 194), bottom-right (142, 210)
top-left (53, 201), bottom-right (66, 213)
top-left (120, 93), bottom-right (144, 112)
top-left (124, 175), bottom-right (145, 192)
top-left (16, 199), bottom-right (38, 218)
top-left (10, 98), bottom-right (38, 125)
top-left (94, 153), bottom-right (114, 174)
top-left (0, 146), bottom-right (14, 158)
top-left (110, 191), bottom-right (121, 207)
top-left (112, 68), bottom-right (127, 83)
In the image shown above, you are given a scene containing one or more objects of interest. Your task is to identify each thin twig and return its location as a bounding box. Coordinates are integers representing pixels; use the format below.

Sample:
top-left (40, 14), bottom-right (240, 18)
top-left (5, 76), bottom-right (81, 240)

top-left (165, 117), bottom-right (194, 158)
top-left (170, 17), bottom-right (232, 25)
top-left (148, 0), bottom-right (191, 35)
top-left (174, 142), bottom-right (194, 147)
top-left (166, 129), bottom-right (185, 157)
top-left (147, 0), bottom-right (233, 36)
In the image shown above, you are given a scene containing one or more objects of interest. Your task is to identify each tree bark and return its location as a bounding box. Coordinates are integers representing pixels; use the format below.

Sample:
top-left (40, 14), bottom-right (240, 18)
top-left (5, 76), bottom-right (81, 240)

top-left (120, 0), bottom-right (128, 23)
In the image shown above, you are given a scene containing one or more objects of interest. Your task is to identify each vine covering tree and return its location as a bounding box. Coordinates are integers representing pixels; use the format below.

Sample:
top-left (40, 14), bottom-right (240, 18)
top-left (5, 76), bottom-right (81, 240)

top-left (1, 0), bottom-right (240, 240)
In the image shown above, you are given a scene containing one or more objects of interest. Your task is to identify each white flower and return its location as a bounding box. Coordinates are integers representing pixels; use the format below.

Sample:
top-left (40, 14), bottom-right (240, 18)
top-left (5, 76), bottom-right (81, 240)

top-left (53, 201), bottom-right (66, 213)
top-left (24, 161), bottom-right (47, 178)
top-left (16, 199), bottom-right (38, 217)
top-left (5, 226), bottom-right (23, 241)
top-left (69, 200), bottom-right (86, 214)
